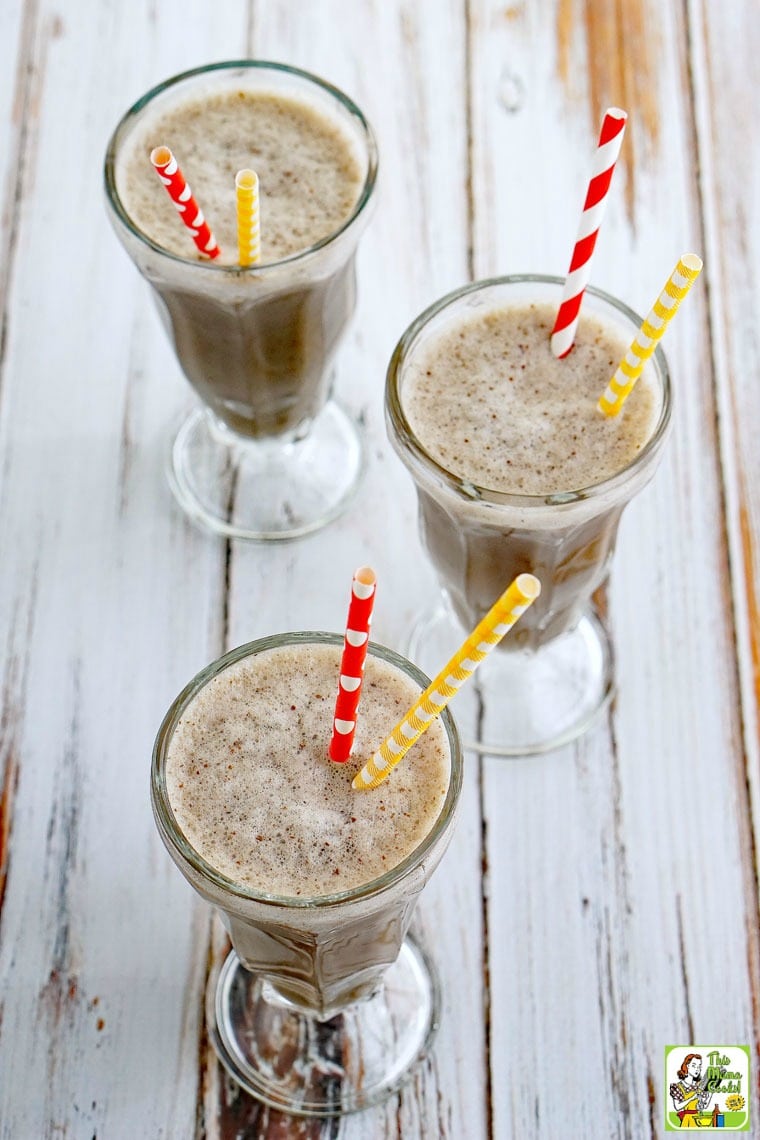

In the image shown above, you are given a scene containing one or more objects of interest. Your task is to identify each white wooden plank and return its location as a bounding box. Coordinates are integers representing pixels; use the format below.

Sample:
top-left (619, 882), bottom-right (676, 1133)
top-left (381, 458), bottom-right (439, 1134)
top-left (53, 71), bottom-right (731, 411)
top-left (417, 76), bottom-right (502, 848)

top-left (0, 0), bottom-right (26, 165)
top-left (469, 1), bottom-right (757, 1137)
top-left (0, 0), bottom-right (32, 932)
top-left (0, 0), bottom-right (35, 460)
top-left (0, 2), bottom-right (249, 1137)
top-left (687, 0), bottom-right (760, 1127)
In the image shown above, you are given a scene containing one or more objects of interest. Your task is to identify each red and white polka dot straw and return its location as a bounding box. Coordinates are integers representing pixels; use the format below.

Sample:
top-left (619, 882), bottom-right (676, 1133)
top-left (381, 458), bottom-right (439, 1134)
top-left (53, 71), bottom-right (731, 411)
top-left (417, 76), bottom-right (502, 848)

top-left (329, 567), bottom-right (377, 763)
top-left (550, 108), bottom-right (627, 358)
top-left (150, 146), bottom-right (220, 260)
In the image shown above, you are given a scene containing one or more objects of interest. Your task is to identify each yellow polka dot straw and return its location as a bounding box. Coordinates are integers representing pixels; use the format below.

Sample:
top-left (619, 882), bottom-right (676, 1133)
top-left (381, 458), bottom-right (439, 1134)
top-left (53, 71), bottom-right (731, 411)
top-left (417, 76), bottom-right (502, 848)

top-left (598, 253), bottom-right (702, 417)
top-left (236, 169), bottom-right (261, 266)
top-left (352, 574), bottom-right (541, 791)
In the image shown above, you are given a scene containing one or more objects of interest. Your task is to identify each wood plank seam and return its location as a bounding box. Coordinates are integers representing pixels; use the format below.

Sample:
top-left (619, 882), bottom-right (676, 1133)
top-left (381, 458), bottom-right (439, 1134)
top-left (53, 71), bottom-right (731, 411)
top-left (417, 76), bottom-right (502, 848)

top-left (245, 0), bottom-right (256, 58)
top-left (475, 685), bottom-right (494, 1140)
top-left (0, 560), bottom-right (38, 942)
top-left (464, 0), bottom-right (476, 284)
top-left (465, 1), bottom-right (493, 1134)
top-left (675, 894), bottom-right (695, 1044)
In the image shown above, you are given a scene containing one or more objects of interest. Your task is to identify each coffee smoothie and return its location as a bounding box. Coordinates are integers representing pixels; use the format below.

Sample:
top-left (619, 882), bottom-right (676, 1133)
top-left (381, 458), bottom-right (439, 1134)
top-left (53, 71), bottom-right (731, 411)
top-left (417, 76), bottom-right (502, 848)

top-left (119, 90), bottom-right (362, 268)
top-left (165, 641), bottom-right (450, 897)
top-left (388, 277), bottom-right (670, 651)
top-left (106, 65), bottom-right (375, 439)
top-left (403, 302), bottom-right (657, 496)
top-left (153, 634), bottom-right (458, 1015)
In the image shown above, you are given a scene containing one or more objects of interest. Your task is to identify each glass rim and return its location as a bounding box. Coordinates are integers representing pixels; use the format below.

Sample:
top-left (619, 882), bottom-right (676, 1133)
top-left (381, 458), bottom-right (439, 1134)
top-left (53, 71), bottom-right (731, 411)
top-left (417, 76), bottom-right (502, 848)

top-left (151, 631), bottom-right (463, 910)
top-left (386, 273), bottom-right (673, 508)
top-left (103, 59), bottom-right (379, 274)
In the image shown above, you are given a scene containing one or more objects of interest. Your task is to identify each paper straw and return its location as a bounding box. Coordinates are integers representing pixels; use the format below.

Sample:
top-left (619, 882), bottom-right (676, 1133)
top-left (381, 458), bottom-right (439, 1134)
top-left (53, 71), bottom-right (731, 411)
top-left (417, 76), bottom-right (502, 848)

top-left (329, 567), bottom-right (377, 762)
top-left (598, 254), bottom-right (703, 417)
top-left (150, 146), bottom-right (220, 259)
top-left (236, 168), bottom-right (261, 266)
top-left (352, 574), bottom-right (541, 791)
top-left (550, 108), bottom-right (627, 358)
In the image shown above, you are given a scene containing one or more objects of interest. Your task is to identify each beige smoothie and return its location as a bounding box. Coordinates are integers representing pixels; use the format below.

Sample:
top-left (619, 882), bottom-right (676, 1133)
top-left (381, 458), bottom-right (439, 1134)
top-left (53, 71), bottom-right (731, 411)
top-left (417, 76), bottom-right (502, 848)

top-left (154, 635), bottom-right (457, 1014)
top-left (165, 641), bottom-right (450, 897)
top-left (389, 284), bottom-right (668, 650)
top-left (117, 88), bottom-right (363, 266)
top-left (108, 73), bottom-right (373, 439)
top-left (403, 301), bottom-right (658, 495)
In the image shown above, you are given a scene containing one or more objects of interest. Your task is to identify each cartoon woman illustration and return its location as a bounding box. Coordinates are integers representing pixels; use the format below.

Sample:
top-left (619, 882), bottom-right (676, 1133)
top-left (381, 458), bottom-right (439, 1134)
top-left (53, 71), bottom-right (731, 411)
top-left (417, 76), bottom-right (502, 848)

top-left (669, 1053), bottom-right (712, 1127)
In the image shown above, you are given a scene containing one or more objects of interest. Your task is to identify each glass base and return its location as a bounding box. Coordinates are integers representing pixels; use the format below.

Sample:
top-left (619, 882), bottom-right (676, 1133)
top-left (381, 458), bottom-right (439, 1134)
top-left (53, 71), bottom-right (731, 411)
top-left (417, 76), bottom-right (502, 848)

top-left (168, 401), bottom-right (364, 541)
top-left (206, 936), bottom-right (440, 1117)
top-left (407, 602), bottom-right (614, 756)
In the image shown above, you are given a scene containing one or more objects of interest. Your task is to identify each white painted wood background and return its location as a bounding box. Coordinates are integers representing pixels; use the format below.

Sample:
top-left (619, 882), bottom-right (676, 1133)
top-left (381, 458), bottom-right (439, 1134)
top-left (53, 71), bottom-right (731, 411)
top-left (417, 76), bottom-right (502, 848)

top-left (0, 1), bottom-right (757, 1137)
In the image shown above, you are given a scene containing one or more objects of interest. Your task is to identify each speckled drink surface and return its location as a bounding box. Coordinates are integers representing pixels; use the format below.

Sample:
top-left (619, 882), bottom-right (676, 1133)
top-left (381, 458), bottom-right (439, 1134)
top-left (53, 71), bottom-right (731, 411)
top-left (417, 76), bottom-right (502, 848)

top-left (403, 301), bottom-right (660, 495)
top-left (117, 87), bottom-right (363, 265)
top-left (165, 643), bottom-right (451, 898)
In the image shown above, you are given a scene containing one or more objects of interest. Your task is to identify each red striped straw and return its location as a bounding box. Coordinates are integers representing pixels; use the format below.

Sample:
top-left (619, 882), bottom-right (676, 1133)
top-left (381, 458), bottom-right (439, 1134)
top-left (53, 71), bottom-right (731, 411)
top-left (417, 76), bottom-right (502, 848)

top-left (150, 146), bottom-right (220, 260)
top-left (329, 567), bottom-right (377, 763)
top-left (550, 108), bottom-right (627, 358)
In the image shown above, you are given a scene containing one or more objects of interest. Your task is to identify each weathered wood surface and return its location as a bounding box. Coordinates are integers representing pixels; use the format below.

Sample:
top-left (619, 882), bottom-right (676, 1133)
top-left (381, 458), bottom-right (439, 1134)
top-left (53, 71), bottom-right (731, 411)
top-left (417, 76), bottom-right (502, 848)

top-left (0, 1), bottom-right (757, 1138)
top-left (471, 1), bottom-right (760, 1137)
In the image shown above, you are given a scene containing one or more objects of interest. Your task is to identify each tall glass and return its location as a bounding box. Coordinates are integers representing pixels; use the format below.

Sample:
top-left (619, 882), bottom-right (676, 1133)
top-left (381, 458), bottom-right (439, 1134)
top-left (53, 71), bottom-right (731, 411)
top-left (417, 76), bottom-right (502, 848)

top-left (386, 276), bottom-right (672, 755)
top-left (105, 63), bottom-right (378, 540)
top-left (151, 632), bottom-right (462, 1116)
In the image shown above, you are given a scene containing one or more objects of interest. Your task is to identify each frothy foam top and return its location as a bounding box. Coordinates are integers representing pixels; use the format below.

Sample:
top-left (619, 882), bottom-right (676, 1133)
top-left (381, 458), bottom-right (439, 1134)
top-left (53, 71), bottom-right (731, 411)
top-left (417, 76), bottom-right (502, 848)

top-left (116, 87), bottom-right (364, 265)
top-left (165, 643), bottom-right (451, 898)
top-left (403, 301), bottom-right (660, 495)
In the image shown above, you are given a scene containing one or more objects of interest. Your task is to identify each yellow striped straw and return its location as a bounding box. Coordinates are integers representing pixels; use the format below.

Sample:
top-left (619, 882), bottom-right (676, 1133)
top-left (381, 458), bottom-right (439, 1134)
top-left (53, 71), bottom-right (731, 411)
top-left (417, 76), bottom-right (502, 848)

top-left (236, 168), bottom-right (261, 266)
top-left (598, 253), bottom-right (702, 417)
top-left (352, 574), bottom-right (541, 792)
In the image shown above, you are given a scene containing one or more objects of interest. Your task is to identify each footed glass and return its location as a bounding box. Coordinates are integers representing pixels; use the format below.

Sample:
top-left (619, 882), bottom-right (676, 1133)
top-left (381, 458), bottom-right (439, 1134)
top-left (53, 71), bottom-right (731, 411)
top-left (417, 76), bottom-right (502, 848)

top-left (151, 632), bottom-right (462, 1116)
top-left (386, 276), bottom-right (672, 755)
top-left (105, 62), bottom-right (377, 540)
